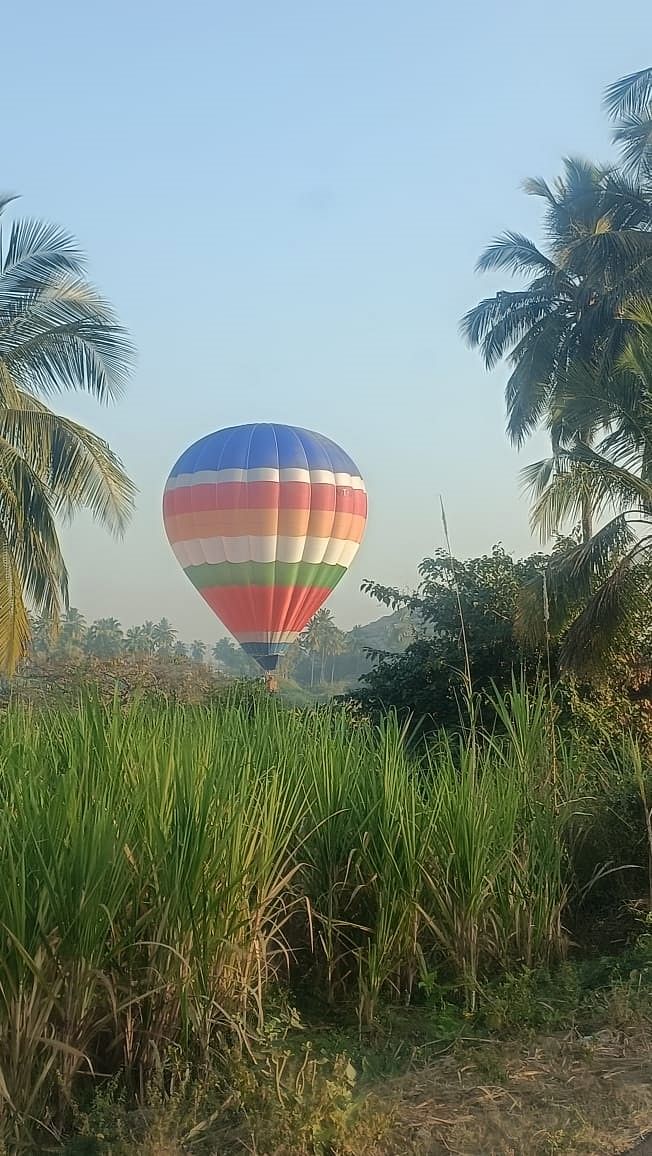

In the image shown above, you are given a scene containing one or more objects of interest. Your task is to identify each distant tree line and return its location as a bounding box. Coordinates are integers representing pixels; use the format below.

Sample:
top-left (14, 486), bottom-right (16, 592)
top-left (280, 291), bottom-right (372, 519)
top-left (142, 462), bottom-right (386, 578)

top-left (29, 611), bottom-right (211, 665)
top-left (214, 606), bottom-right (415, 689)
top-left (26, 606), bottom-right (415, 692)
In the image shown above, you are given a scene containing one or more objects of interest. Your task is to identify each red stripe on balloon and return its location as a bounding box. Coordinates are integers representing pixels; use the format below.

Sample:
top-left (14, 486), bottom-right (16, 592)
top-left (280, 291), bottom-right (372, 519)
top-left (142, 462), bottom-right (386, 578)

top-left (163, 482), bottom-right (367, 518)
top-left (198, 584), bottom-right (334, 636)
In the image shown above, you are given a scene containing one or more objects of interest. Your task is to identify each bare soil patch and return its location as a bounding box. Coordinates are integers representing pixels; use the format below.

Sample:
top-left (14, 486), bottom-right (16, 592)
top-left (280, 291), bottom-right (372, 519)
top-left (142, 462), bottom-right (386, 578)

top-left (374, 1024), bottom-right (652, 1155)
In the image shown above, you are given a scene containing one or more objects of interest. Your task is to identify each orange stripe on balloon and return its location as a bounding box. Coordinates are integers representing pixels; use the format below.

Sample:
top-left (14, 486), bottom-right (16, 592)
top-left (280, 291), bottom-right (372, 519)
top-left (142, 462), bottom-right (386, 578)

top-left (165, 509), bottom-right (366, 543)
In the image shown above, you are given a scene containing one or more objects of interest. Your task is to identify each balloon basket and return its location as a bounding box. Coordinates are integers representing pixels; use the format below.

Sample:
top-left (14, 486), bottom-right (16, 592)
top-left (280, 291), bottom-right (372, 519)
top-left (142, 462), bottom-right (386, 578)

top-left (264, 673), bottom-right (279, 694)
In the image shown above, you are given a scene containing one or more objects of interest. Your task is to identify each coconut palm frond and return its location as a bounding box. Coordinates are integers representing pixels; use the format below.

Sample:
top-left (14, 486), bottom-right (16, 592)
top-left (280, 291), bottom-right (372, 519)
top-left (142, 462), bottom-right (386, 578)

top-left (0, 198), bottom-right (134, 671)
top-left (0, 396), bottom-right (136, 533)
top-left (621, 296), bottom-right (652, 331)
top-left (564, 228), bottom-right (652, 278)
top-left (524, 457), bottom-right (598, 542)
top-left (483, 297), bottom-right (557, 373)
top-left (0, 195), bottom-right (19, 218)
top-left (0, 527), bottom-right (31, 673)
top-left (613, 116), bottom-right (652, 177)
top-left (505, 314), bottom-right (571, 447)
top-left (550, 361), bottom-right (652, 455)
top-left (559, 548), bottom-right (652, 672)
top-left (0, 275), bottom-right (135, 402)
top-left (550, 515), bottom-right (638, 590)
top-left (0, 457), bottom-right (68, 649)
top-left (568, 443), bottom-right (652, 512)
top-left (0, 439), bottom-right (68, 598)
top-left (1, 217), bottom-right (84, 290)
top-left (605, 68), bottom-right (652, 119)
top-left (526, 440), bottom-right (652, 530)
top-left (460, 290), bottom-right (554, 369)
top-left (515, 515), bottom-right (638, 649)
top-left (522, 175), bottom-right (556, 204)
top-left (475, 232), bottom-right (558, 277)
top-left (601, 170), bottom-right (652, 227)
top-left (464, 145), bottom-right (652, 472)
top-left (606, 69), bottom-right (652, 177)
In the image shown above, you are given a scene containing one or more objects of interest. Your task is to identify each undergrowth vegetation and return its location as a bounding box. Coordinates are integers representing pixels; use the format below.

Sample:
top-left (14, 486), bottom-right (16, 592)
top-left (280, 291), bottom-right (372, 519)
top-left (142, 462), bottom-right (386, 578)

top-left (0, 686), bottom-right (649, 1150)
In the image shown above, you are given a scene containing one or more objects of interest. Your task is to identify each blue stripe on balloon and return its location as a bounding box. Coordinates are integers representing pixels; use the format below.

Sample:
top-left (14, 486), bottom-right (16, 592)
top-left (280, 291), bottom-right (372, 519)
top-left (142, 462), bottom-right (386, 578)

top-left (168, 423), bottom-right (360, 478)
top-left (240, 641), bottom-right (291, 671)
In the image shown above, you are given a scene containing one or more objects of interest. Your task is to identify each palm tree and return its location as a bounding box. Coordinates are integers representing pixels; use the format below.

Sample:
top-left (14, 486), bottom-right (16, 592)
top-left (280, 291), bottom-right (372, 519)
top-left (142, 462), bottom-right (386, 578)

top-left (124, 625), bottom-right (147, 655)
top-left (303, 620), bottom-right (319, 687)
top-left (28, 612), bottom-right (53, 659)
top-left (0, 195), bottom-right (135, 671)
top-left (212, 637), bottom-right (236, 668)
top-left (304, 610), bottom-right (327, 686)
top-left (190, 640), bottom-right (207, 663)
top-left (462, 159), bottom-right (652, 540)
top-left (138, 621), bottom-right (157, 656)
top-left (326, 627), bottom-right (347, 684)
top-left (152, 617), bottom-right (176, 655)
top-left (85, 617), bottom-right (124, 658)
top-left (303, 609), bottom-right (342, 684)
top-left (518, 302), bottom-right (652, 671)
top-left (57, 607), bottom-right (87, 656)
top-left (173, 640), bottom-right (188, 659)
top-left (212, 636), bottom-right (256, 675)
top-left (277, 639), bottom-right (303, 680)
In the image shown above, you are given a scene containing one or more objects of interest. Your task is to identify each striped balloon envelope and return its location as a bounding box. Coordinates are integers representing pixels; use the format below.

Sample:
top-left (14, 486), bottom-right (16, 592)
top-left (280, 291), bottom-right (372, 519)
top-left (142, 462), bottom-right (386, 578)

top-left (162, 423), bottom-right (367, 671)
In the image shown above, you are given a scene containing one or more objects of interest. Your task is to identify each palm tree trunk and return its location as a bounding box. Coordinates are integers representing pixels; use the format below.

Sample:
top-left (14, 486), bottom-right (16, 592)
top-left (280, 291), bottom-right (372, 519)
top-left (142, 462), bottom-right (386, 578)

top-left (578, 429), bottom-right (594, 544)
top-left (581, 493), bottom-right (593, 543)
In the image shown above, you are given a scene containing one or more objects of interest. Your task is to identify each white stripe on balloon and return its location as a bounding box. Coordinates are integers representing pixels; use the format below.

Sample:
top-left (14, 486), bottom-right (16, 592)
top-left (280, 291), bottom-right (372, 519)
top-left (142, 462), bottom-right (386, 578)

top-left (171, 535), bottom-right (361, 569)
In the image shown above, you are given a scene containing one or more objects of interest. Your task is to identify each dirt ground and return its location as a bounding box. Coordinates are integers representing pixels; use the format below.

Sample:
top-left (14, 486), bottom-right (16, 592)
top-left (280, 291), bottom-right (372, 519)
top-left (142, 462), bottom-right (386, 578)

top-left (63, 1017), bottom-right (652, 1155)
top-left (373, 1024), bottom-right (652, 1156)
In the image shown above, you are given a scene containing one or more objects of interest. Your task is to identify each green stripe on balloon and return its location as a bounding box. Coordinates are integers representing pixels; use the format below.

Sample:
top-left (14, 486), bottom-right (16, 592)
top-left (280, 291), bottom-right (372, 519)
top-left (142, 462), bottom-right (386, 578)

top-left (183, 560), bottom-right (347, 590)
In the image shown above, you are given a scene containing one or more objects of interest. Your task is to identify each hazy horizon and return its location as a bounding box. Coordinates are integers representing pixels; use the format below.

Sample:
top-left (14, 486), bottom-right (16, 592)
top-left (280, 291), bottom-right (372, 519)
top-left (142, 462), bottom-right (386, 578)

top-left (5, 0), bottom-right (651, 640)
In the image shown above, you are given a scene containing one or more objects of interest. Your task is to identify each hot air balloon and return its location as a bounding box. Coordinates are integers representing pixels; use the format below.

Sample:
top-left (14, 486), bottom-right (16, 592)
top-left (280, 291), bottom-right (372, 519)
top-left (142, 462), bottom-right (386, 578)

top-left (162, 423), bottom-right (367, 674)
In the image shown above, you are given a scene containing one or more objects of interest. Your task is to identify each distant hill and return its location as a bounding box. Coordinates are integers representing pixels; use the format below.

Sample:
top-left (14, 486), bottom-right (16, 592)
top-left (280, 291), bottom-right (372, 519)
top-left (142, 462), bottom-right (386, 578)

top-left (346, 610), bottom-right (416, 653)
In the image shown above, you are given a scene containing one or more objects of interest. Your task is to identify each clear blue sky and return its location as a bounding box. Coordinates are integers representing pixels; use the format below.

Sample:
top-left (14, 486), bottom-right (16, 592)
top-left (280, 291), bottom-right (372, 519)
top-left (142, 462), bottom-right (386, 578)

top-left (4, 0), bottom-right (651, 639)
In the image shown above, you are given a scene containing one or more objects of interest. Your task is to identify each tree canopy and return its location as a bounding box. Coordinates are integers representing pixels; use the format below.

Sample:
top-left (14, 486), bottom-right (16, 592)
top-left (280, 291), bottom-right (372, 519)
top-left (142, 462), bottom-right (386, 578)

top-left (352, 547), bottom-right (554, 731)
top-left (463, 68), bottom-right (652, 674)
top-left (0, 196), bottom-right (135, 670)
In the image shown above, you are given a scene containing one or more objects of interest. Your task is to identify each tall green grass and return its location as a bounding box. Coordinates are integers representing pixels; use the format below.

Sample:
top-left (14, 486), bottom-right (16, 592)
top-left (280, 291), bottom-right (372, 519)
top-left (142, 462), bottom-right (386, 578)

top-left (0, 686), bottom-right (646, 1147)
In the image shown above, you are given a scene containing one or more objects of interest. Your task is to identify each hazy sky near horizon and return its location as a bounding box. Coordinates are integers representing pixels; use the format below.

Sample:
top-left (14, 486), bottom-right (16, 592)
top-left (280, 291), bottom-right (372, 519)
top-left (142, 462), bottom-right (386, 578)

top-left (4, 0), bottom-right (651, 639)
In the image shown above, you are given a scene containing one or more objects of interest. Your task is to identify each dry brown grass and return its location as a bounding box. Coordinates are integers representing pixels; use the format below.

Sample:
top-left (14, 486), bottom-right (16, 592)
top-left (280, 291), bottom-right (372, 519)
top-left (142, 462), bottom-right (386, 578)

top-left (375, 1024), bottom-right (652, 1156)
top-left (71, 1021), bottom-right (652, 1156)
